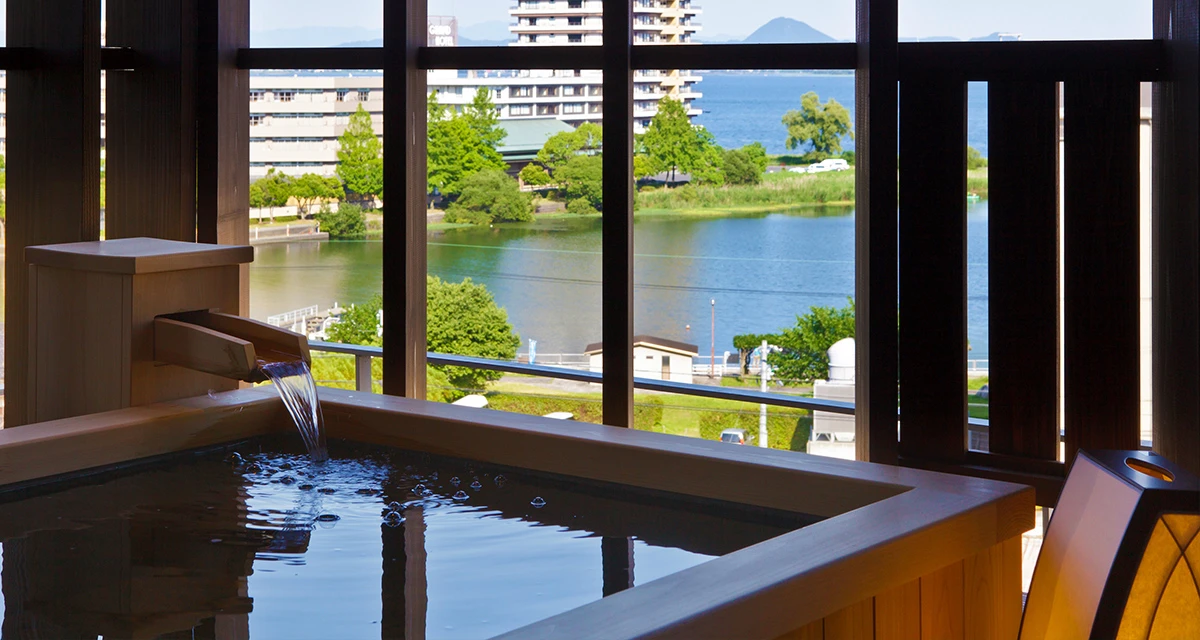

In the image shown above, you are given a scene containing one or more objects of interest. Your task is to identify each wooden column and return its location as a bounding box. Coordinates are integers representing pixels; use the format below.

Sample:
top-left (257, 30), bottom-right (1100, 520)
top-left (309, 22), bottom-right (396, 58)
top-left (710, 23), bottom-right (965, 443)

top-left (105, 0), bottom-right (199, 241)
top-left (988, 81), bottom-right (1060, 460)
top-left (854, 0), bottom-right (900, 463)
top-left (382, 0), bottom-right (428, 398)
top-left (1063, 76), bottom-right (1142, 462)
top-left (4, 0), bottom-right (102, 427)
top-left (196, 0), bottom-right (250, 316)
top-left (897, 75), bottom-right (968, 464)
top-left (1152, 0), bottom-right (1200, 475)
top-left (601, 0), bottom-right (635, 427)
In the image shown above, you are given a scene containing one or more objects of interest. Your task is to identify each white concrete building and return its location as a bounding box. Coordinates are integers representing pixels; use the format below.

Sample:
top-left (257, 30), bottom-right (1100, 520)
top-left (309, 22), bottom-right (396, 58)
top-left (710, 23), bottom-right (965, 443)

top-left (585, 335), bottom-right (698, 383)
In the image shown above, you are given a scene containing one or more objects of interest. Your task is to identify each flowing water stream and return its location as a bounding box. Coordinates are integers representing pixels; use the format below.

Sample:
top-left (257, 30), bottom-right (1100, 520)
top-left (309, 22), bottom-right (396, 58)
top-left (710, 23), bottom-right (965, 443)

top-left (260, 360), bottom-right (329, 462)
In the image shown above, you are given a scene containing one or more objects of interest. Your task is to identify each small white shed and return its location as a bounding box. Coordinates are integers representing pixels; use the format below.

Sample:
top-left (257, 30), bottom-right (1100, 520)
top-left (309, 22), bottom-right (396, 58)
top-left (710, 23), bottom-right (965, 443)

top-left (583, 335), bottom-right (699, 383)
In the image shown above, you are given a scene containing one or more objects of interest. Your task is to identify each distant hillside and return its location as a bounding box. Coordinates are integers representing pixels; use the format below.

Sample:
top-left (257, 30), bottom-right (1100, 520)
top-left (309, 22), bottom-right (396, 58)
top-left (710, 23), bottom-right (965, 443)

top-left (252, 26), bottom-right (380, 48)
top-left (743, 18), bottom-right (837, 44)
top-left (337, 37), bottom-right (508, 47)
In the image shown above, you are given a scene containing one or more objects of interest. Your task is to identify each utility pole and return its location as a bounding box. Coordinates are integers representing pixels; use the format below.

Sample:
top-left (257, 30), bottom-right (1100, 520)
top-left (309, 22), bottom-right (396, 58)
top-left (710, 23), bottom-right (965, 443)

top-left (759, 339), bottom-right (769, 448)
top-left (710, 299), bottom-right (715, 377)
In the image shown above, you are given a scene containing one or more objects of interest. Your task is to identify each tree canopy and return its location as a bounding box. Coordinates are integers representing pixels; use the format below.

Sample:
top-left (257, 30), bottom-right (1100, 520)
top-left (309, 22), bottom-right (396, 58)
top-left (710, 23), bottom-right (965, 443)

top-left (462, 87), bottom-right (507, 151)
top-left (782, 92), bottom-right (854, 158)
top-left (640, 96), bottom-right (724, 185)
top-left (427, 91), bottom-right (508, 195)
top-left (336, 104), bottom-right (383, 204)
top-left (445, 169), bottom-right (534, 224)
top-left (554, 154), bottom-right (604, 213)
top-left (967, 146), bottom-right (988, 170)
top-left (327, 277), bottom-right (519, 395)
top-left (291, 173), bottom-right (344, 217)
top-left (768, 298), bottom-right (856, 382)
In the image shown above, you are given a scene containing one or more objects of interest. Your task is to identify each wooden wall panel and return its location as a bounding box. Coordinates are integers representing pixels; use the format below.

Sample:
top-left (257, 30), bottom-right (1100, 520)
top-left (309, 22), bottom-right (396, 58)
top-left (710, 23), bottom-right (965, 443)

top-left (381, 0), bottom-right (428, 398)
top-left (824, 598), bottom-right (874, 640)
top-left (4, 0), bottom-right (103, 427)
top-left (963, 535), bottom-right (1022, 640)
top-left (874, 579), bottom-right (921, 640)
top-left (854, 0), bottom-right (901, 464)
top-left (920, 561), bottom-right (965, 640)
top-left (1152, 0), bottom-right (1200, 476)
top-left (601, 0), bottom-right (635, 427)
top-left (1063, 77), bottom-right (1142, 462)
top-left (105, 0), bottom-right (199, 241)
top-left (898, 76), bottom-right (968, 463)
top-left (987, 81), bottom-right (1060, 460)
top-left (196, 0), bottom-right (251, 316)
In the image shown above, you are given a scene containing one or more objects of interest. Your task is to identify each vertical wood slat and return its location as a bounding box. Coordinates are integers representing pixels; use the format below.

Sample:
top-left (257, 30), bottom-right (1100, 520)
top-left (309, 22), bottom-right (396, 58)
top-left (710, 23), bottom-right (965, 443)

top-left (196, 0), bottom-right (251, 316)
top-left (105, 0), bottom-right (199, 242)
top-left (381, 0), bottom-right (428, 398)
top-left (987, 81), bottom-right (1061, 460)
top-left (1152, 0), bottom-right (1200, 476)
top-left (4, 0), bottom-right (102, 427)
top-left (777, 620), bottom-right (824, 640)
top-left (854, 0), bottom-right (901, 464)
top-left (874, 579), bottom-right (921, 640)
top-left (1063, 77), bottom-right (1142, 462)
top-left (920, 560), bottom-right (965, 640)
top-left (824, 598), bottom-right (874, 640)
top-left (898, 76), bottom-right (969, 463)
top-left (601, 0), bottom-right (635, 427)
top-left (963, 535), bottom-right (1022, 640)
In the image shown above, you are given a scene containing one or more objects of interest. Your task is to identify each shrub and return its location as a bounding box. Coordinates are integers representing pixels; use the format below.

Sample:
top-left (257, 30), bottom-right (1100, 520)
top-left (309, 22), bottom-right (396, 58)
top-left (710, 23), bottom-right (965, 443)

top-left (633, 395), bottom-right (665, 431)
top-left (315, 203), bottom-right (366, 239)
top-left (445, 169), bottom-right (533, 224)
top-left (566, 197), bottom-right (599, 216)
top-left (721, 148), bottom-right (763, 186)
top-left (697, 410), bottom-right (810, 450)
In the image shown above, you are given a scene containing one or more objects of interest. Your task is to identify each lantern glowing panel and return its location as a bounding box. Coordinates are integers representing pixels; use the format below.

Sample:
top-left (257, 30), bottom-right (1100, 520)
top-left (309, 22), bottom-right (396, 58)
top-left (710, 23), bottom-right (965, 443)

top-left (1020, 450), bottom-right (1199, 640)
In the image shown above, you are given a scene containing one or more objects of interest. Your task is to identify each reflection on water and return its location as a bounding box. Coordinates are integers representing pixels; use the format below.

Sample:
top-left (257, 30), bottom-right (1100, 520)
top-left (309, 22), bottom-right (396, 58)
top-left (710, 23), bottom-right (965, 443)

top-left (0, 438), bottom-right (810, 639)
top-left (249, 203), bottom-right (991, 359)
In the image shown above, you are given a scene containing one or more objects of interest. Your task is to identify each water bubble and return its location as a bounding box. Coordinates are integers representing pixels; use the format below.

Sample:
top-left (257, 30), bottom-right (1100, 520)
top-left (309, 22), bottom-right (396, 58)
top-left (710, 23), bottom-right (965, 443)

top-left (317, 488), bottom-right (336, 495)
top-left (356, 488), bottom-right (379, 496)
top-left (470, 480), bottom-right (483, 490)
top-left (279, 475), bottom-right (296, 485)
top-left (412, 484), bottom-right (427, 495)
top-left (420, 489), bottom-right (433, 497)
top-left (494, 475), bottom-right (507, 487)
top-left (226, 452), bottom-right (245, 466)
top-left (452, 491), bottom-right (469, 501)
top-left (386, 501), bottom-right (403, 512)
top-left (431, 472), bottom-right (439, 480)
top-left (298, 484), bottom-right (315, 491)
top-left (450, 476), bottom-right (461, 486)
top-left (405, 465), bottom-right (414, 472)
top-left (316, 513), bottom-right (341, 522)
top-left (278, 463), bottom-right (293, 471)
top-left (244, 463), bottom-right (262, 473)
top-left (383, 511), bottom-right (403, 527)
top-left (530, 497), bottom-right (547, 508)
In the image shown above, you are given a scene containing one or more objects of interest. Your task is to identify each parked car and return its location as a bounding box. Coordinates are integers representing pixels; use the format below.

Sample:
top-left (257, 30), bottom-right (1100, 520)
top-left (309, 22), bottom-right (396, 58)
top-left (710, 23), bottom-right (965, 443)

top-left (807, 158), bottom-right (850, 174)
top-left (719, 428), bottom-right (747, 445)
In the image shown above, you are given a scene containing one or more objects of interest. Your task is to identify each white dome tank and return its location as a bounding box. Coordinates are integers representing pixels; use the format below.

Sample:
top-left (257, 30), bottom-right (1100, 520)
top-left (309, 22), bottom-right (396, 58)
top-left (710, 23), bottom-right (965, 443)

top-left (827, 337), bottom-right (855, 383)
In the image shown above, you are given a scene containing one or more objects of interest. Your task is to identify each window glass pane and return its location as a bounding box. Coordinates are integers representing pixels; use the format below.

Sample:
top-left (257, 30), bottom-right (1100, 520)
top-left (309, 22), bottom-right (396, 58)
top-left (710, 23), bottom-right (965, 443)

top-left (687, 0), bottom-right (854, 45)
top-left (245, 69), bottom-right (384, 392)
top-left (634, 69), bottom-right (856, 458)
top-left (1, 2), bottom-right (5, 402)
top-left (899, 0), bottom-right (1151, 41)
top-left (250, 0), bottom-right (382, 47)
top-left (427, 70), bottom-right (602, 411)
top-left (967, 81), bottom-right (989, 450)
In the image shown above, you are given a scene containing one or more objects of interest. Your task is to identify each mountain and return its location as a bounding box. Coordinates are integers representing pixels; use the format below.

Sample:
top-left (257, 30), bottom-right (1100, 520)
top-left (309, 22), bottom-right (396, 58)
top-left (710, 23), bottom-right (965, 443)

top-left (337, 37), bottom-right (509, 47)
top-left (459, 20), bottom-right (513, 43)
top-left (742, 18), bottom-right (837, 44)
top-left (252, 26), bottom-right (380, 48)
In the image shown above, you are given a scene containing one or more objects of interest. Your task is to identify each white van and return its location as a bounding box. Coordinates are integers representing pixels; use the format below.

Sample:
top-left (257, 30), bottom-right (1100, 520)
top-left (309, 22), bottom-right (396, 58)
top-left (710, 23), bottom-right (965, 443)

top-left (807, 158), bottom-right (850, 174)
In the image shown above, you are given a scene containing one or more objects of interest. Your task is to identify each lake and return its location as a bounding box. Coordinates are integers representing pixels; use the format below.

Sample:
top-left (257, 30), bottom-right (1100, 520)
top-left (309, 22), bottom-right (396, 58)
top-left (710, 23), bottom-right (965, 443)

top-left (249, 200), bottom-right (990, 361)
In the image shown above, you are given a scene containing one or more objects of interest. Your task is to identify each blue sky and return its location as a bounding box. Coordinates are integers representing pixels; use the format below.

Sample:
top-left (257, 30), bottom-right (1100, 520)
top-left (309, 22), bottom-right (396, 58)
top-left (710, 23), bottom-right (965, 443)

top-left (0, 1), bottom-right (1154, 42)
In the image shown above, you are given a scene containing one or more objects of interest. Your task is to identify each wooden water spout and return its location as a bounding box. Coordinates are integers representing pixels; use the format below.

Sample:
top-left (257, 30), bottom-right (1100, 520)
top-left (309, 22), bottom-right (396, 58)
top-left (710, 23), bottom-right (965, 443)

top-left (23, 237), bottom-right (284, 425)
top-left (154, 311), bottom-right (310, 383)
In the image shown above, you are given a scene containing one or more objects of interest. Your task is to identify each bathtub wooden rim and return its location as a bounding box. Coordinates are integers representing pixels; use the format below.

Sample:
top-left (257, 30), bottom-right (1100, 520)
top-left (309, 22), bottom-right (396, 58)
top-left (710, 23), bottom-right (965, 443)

top-left (0, 387), bottom-right (1034, 640)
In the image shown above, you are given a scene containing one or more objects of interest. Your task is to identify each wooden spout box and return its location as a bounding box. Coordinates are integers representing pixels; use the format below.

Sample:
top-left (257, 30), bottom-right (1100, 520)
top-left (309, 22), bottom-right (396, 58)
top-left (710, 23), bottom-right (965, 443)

top-left (25, 238), bottom-right (254, 425)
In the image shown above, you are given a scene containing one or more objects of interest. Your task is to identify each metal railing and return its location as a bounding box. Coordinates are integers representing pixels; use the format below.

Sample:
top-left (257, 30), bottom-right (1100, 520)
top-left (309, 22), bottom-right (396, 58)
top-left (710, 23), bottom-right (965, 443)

top-left (308, 340), bottom-right (855, 415)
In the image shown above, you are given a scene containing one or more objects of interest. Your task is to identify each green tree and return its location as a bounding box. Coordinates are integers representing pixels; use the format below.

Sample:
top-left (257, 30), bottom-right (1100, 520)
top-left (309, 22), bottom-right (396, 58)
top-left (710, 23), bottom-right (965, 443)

top-left (427, 91), bottom-right (508, 195)
top-left (732, 333), bottom-right (778, 373)
top-left (721, 148), bottom-right (762, 185)
top-left (641, 96), bottom-right (723, 185)
top-left (534, 122), bottom-right (602, 171)
top-left (782, 92), bottom-right (854, 158)
top-left (291, 173), bottom-right (344, 218)
top-left (462, 87), bottom-right (507, 151)
top-left (555, 153), bottom-right (603, 211)
top-left (327, 279), bottom-right (520, 397)
top-left (336, 104), bottom-right (383, 204)
top-left (518, 163), bottom-right (553, 186)
top-left (445, 169), bottom-right (534, 224)
top-left (249, 169), bottom-right (294, 223)
top-left (769, 298), bottom-right (856, 383)
top-left (741, 142), bottom-right (769, 174)
top-left (967, 146), bottom-right (988, 170)
top-left (316, 203), bottom-right (367, 239)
